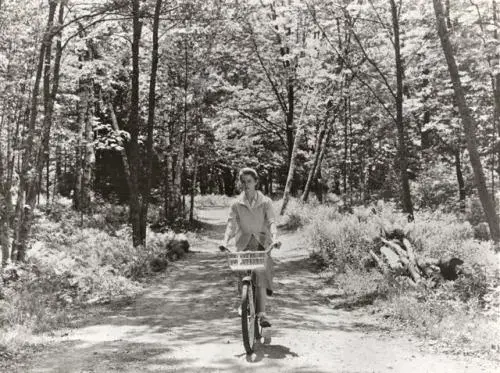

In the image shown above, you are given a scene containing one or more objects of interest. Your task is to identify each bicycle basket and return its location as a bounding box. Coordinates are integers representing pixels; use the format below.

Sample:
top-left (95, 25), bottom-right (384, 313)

top-left (226, 251), bottom-right (267, 271)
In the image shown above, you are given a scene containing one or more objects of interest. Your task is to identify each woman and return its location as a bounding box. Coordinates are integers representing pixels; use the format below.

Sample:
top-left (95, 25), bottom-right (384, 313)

top-left (222, 167), bottom-right (279, 328)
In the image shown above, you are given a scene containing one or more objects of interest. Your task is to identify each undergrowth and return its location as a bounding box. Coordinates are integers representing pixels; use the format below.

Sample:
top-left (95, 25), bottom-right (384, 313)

top-left (298, 199), bottom-right (500, 359)
top-left (0, 198), bottom-right (186, 358)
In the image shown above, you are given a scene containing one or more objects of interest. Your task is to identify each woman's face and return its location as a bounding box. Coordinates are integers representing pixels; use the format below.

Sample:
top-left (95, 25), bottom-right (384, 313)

top-left (241, 174), bottom-right (257, 192)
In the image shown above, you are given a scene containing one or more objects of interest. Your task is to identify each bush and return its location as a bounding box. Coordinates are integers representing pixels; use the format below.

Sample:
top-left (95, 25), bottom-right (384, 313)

top-left (411, 162), bottom-right (474, 211)
top-left (385, 285), bottom-right (500, 357)
top-left (0, 201), bottom-right (189, 357)
top-left (194, 194), bottom-right (234, 208)
top-left (304, 200), bottom-right (499, 357)
top-left (276, 197), bottom-right (342, 231)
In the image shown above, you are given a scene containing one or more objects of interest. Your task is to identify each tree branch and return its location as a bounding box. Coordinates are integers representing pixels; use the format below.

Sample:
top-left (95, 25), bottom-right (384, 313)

top-left (247, 24), bottom-right (289, 117)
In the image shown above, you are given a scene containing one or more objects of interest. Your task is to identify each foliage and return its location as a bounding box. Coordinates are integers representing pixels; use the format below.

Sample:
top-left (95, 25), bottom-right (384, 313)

top-left (0, 0), bottom-right (499, 359)
top-left (0, 200), bottom-right (187, 355)
top-left (193, 194), bottom-right (235, 208)
top-left (301, 199), bottom-right (499, 356)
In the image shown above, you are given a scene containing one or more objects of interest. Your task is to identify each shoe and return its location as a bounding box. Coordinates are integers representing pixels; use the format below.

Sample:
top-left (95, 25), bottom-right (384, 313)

top-left (259, 314), bottom-right (271, 328)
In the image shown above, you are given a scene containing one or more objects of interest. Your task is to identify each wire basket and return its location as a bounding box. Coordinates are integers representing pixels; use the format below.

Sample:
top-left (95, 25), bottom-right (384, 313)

top-left (226, 251), bottom-right (267, 271)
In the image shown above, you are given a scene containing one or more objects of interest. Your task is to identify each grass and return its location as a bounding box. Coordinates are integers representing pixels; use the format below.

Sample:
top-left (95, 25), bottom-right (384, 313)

top-left (290, 198), bottom-right (500, 359)
top-left (2, 194), bottom-right (498, 361)
top-left (0, 198), bottom-right (186, 359)
top-left (193, 194), bottom-right (235, 208)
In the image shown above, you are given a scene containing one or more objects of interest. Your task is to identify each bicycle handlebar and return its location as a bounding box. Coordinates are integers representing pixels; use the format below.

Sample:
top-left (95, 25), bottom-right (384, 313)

top-left (219, 241), bottom-right (281, 254)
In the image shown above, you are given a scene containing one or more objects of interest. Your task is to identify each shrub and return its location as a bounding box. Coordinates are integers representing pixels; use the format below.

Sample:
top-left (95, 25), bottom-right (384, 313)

top-left (276, 197), bottom-right (341, 231)
top-left (304, 200), bottom-right (499, 357)
top-left (411, 162), bottom-right (474, 211)
top-left (308, 214), bottom-right (379, 273)
top-left (385, 285), bottom-right (500, 357)
top-left (194, 194), bottom-right (234, 208)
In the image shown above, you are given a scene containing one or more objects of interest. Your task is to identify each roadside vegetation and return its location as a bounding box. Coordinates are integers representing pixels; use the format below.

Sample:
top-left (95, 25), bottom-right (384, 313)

top-left (0, 198), bottom-right (189, 361)
top-left (1, 192), bottom-right (499, 363)
top-left (291, 196), bottom-right (500, 359)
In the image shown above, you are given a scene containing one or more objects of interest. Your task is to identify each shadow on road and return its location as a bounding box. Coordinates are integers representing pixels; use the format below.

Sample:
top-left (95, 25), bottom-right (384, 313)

top-left (25, 206), bottom-right (387, 373)
top-left (248, 343), bottom-right (299, 363)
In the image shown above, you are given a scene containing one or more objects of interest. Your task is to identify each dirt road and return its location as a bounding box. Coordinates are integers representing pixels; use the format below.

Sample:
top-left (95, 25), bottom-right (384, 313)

top-left (22, 207), bottom-right (498, 372)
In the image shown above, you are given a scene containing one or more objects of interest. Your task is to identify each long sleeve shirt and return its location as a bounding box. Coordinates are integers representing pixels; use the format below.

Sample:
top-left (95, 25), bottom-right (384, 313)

top-left (225, 191), bottom-right (277, 251)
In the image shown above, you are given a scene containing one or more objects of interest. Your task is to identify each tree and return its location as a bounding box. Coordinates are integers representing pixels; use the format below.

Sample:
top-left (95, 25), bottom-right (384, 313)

top-left (12, 0), bottom-right (59, 261)
top-left (432, 0), bottom-right (500, 241)
top-left (140, 0), bottom-right (163, 240)
top-left (127, 0), bottom-right (144, 247)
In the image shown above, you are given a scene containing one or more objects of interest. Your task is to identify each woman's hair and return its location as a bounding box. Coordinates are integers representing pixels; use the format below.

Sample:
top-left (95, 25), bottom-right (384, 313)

top-left (238, 167), bottom-right (259, 184)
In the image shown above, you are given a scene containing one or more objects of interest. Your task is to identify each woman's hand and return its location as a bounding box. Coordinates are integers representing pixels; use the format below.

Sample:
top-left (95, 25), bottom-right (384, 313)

top-left (219, 241), bottom-right (230, 252)
top-left (267, 240), bottom-right (281, 253)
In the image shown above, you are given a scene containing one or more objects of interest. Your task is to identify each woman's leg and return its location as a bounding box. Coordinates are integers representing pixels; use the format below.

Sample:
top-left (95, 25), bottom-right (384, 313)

top-left (255, 285), bottom-right (266, 314)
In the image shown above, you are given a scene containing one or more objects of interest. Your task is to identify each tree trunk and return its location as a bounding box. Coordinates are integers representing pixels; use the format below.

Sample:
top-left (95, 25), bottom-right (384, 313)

top-left (348, 96), bottom-right (354, 206)
top-left (455, 149), bottom-right (466, 212)
top-left (268, 169), bottom-right (273, 195)
top-left (0, 143), bottom-right (10, 266)
top-left (343, 97), bottom-right (348, 196)
top-left (140, 0), bottom-right (162, 242)
top-left (108, 100), bottom-right (132, 188)
top-left (433, 0), bottom-right (500, 242)
top-left (221, 167), bottom-right (235, 196)
top-left (281, 124), bottom-right (305, 215)
top-left (302, 120), bottom-right (328, 202)
top-left (493, 0), bottom-right (500, 176)
top-left (390, 0), bottom-right (414, 221)
top-left (73, 79), bottom-right (87, 211)
top-left (55, 136), bottom-right (62, 197)
top-left (127, 0), bottom-right (143, 247)
top-left (164, 123), bottom-right (174, 222)
top-left (73, 34), bottom-right (96, 213)
top-left (13, 0), bottom-right (57, 262)
top-left (42, 2), bottom-right (64, 207)
top-left (190, 147), bottom-right (198, 223)
top-left (172, 143), bottom-right (184, 218)
top-left (286, 76), bottom-right (295, 170)
top-left (281, 91), bottom-right (314, 214)
top-left (82, 79), bottom-right (95, 212)
top-left (1, 107), bottom-right (15, 266)
top-left (180, 32), bottom-right (189, 216)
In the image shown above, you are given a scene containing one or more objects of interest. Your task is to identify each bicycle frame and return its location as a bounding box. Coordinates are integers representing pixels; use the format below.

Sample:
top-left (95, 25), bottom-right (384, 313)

top-left (220, 242), bottom-right (280, 354)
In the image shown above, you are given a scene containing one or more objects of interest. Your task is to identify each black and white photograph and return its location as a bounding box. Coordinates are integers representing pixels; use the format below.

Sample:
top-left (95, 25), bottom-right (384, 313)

top-left (0, 0), bottom-right (499, 371)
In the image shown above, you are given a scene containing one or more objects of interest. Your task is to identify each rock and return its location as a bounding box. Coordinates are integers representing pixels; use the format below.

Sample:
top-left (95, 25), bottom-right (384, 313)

top-left (166, 234), bottom-right (190, 261)
top-left (150, 257), bottom-right (168, 272)
top-left (473, 222), bottom-right (490, 241)
top-left (438, 257), bottom-right (464, 281)
top-left (1, 264), bottom-right (20, 285)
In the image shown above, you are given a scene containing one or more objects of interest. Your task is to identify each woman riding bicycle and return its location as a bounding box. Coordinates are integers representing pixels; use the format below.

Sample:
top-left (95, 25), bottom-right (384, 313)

top-left (222, 167), bottom-right (279, 328)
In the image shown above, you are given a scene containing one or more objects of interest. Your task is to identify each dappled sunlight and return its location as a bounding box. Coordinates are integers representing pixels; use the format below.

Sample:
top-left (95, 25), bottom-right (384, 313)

top-left (25, 207), bottom-right (499, 373)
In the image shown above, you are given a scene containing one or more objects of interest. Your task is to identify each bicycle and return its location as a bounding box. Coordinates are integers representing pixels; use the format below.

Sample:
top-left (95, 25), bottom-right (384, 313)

top-left (219, 242), bottom-right (281, 354)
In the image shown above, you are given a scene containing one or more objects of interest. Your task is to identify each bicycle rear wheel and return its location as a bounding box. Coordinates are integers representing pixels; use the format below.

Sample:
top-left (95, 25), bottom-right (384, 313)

top-left (241, 283), bottom-right (257, 354)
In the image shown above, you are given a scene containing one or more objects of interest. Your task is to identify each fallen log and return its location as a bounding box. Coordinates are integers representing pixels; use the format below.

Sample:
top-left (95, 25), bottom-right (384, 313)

top-left (369, 232), bottom-right (461, 286)
top-left (380, 237), bottom-right (421, 283)
top-left (380, 246), bottom-right (404, 273)
top-left (401, 238), bottom-right (422, 283)
top-left (369, 250), bottom-right (388, 274)
top-left (381, 238), bottom-right (408, 259)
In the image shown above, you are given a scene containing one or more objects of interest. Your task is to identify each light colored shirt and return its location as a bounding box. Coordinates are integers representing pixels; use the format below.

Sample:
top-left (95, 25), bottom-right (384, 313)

top-left (225, 191), bottom-right (276, 251)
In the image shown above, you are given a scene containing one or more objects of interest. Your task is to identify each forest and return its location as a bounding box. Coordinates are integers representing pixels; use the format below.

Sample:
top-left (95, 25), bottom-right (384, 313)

top-left (0, 0), bottom-right (499, 369)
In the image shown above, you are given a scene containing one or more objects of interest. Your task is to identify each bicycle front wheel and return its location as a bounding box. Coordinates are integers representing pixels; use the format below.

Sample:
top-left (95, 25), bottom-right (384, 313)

top-left (241, 283), bottom-right (257, 354)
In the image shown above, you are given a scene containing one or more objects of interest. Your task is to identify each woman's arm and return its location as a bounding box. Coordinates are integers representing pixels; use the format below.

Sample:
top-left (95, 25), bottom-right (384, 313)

top-left (223, 204), bottom-right (238, 247)
top-left (270, 222), bottom-right (278, 242)
top-left (265, 199), bottom-right (278, 242)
